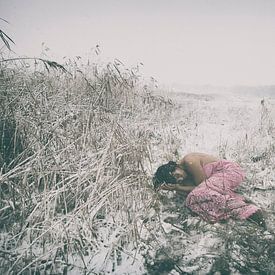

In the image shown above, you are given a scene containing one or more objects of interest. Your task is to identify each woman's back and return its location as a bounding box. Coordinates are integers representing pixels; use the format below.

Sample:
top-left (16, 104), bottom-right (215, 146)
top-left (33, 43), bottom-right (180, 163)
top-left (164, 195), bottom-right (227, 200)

top-left (181, 152), bottom-right (219, 167)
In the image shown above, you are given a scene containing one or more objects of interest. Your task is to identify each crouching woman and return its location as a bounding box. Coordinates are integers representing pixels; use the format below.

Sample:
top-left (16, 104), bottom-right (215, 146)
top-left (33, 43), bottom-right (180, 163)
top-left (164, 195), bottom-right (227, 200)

top-left (153, 152), bottom-right (266, 229)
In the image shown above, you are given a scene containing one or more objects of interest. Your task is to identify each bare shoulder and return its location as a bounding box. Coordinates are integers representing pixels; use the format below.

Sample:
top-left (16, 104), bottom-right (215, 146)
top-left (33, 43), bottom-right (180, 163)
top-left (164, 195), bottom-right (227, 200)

top-left (178, 153), bottom-right (219, 185)
top-left (180, 153), bottom-right (207, 185)
top-left (182, 153), bottom-right (200, 165)
top-left (181, 152), bottom-right (219, 166)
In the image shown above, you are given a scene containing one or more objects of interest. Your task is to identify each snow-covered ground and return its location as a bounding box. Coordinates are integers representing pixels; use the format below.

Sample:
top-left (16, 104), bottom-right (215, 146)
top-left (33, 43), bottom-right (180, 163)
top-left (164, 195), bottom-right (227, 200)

top-left (142, 89), bottom-right (275, 274)
top-left (1, 76), bottom-right (274, 274)
top-left (165, 90), bottom-right (274, 155)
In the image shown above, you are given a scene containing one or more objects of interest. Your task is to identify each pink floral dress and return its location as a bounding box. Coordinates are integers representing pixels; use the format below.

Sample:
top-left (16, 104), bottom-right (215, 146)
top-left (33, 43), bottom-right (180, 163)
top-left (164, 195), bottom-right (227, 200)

top-left (185, 160), bottom-right (259, 223)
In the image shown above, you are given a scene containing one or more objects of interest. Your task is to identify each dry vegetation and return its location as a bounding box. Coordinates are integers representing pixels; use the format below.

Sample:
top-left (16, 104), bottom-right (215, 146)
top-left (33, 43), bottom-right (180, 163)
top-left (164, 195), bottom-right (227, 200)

top-left (0, 56), bottom-right (175, 274)
top-left (0, 54), bottom-right (275, 274)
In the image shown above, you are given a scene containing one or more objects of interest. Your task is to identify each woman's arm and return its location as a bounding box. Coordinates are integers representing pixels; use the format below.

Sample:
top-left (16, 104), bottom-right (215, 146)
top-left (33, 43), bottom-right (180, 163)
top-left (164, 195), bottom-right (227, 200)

top-left (175, 184), bottom-right (195, 192)
top-left (160, 183), bottom-right (195, 193)
top-left (178, 177), bottom-right (195, 186)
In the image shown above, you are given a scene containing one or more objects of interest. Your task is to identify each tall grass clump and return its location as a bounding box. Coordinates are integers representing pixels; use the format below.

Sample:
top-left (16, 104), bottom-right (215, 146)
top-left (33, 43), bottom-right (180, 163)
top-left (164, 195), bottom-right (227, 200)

top-left (0, 56), bottom-right (174, 274)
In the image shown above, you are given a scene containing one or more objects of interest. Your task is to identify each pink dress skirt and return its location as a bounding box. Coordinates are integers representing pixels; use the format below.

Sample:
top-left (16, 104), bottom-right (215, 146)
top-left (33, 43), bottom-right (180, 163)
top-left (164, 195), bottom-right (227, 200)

top-left (185, 160), bottom-right (259, 223)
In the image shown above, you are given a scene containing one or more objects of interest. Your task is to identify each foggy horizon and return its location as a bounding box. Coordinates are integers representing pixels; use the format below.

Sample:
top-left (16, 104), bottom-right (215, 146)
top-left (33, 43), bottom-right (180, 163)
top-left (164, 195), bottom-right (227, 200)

top-left (1, 0), bottom-right (275, 87)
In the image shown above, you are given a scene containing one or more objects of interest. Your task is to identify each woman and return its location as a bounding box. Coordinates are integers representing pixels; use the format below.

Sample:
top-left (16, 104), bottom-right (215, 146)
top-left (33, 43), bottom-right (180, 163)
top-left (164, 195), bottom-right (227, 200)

top-left (153, 152), bottom-right (266, 228)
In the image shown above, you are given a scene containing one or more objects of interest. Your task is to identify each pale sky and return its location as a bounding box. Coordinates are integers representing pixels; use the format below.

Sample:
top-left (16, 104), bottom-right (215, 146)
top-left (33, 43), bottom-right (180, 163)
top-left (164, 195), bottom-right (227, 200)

top-left (1, 0), bottom-right (275, 86)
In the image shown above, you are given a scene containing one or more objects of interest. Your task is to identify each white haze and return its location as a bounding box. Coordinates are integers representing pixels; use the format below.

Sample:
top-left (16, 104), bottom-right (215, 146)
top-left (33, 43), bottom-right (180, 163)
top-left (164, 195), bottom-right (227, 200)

top-left (1, 0), bottom-right (275, 87)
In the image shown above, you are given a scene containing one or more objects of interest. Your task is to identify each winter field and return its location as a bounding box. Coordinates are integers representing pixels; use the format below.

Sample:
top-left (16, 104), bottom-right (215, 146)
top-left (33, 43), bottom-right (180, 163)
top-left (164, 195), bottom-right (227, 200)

top-left (0, 58), bottom-right (274, 274)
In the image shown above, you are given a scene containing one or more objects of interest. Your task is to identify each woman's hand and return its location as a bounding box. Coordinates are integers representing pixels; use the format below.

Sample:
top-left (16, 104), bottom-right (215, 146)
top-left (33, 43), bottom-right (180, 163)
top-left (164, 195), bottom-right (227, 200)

top-left (160, 183), bottom-right (180, 191)
top-left (159, 183), bottom-right (195, 193)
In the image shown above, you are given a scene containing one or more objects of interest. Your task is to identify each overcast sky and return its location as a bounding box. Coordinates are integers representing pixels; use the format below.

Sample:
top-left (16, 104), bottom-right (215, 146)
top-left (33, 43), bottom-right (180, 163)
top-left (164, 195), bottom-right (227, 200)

top-left (1, 0), bottom-right (275, 86)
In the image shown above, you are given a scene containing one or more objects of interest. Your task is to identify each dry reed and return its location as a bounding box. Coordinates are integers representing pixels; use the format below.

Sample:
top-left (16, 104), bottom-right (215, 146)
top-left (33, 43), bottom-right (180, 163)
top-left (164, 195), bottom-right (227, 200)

top-left (0, 57), bottom-right (174, 274)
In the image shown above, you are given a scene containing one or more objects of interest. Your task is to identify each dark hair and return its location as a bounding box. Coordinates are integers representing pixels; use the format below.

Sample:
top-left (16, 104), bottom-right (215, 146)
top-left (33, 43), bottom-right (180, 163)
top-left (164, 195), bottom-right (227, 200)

top-left (153, 161), bottom-right (178, 189)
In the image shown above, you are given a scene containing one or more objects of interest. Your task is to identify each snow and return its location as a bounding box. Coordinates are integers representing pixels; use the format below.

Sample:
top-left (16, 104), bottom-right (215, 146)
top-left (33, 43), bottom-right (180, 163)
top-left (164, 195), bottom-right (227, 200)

top-left (142, 88), bottom-right (275, 274)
